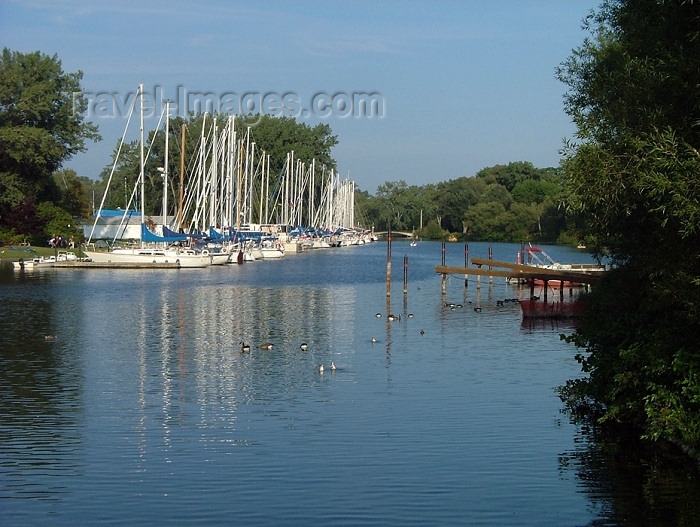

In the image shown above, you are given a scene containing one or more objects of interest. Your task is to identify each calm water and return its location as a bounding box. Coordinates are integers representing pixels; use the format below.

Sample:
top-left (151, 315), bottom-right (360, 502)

top-left (1, 241), bottom-right (698, 526)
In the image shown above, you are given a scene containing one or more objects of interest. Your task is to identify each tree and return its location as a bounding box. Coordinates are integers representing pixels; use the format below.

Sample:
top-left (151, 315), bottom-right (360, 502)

top-left (246, 114), bottom-right (338, 176)
top-left (433, 177), bottom-right (488, 232)
top-left (373, 180), bottom-right (416, 230)
top-left (0, 49), bottom-right (100, 235)
top-left (557, 0), bottom-right (700, 452)
top-left (475, 161), bottom-right (544, 192)
top-left (53, 169), bottom-right (92, 218)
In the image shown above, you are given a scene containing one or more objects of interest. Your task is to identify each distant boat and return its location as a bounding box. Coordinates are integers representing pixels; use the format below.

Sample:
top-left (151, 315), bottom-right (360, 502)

top-left (258, 237), bottom-right (285, 259)
top-left (410, 240), bottom-right (417, 247)
top-left (13, 251), bottom-right (78, 270)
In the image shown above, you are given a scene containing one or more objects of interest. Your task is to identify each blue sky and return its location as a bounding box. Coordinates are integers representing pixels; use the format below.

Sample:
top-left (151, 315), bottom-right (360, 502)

top-left (1, 0), bottom-right (599, 193)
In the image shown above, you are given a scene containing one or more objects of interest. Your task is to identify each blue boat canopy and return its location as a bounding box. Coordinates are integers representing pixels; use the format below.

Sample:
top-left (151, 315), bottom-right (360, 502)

top-left (141, 223), bottom-right (188, 243)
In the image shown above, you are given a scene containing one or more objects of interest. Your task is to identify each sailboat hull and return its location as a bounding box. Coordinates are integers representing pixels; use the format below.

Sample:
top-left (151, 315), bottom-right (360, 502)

top-left (84, 249), bottom-right (210, 268)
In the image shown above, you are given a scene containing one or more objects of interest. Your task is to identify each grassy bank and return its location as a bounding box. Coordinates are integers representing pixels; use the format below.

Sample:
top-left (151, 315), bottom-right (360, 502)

top-left (0, 245), bottom-right (86, 261)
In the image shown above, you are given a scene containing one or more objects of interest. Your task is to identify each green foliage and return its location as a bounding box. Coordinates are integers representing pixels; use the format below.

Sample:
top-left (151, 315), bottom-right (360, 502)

top-left (360, 163), bottom-right (567, 242)
top-left (373, 180), bottom-right (427, 231)
top-left (0, 48), bottom-right (99, 235)
top-left (245, 114), bottom-right (337, 175)
top-left (557, 0), bottom-right (700, 453)
top-left (511, 179), bottom-right (559, 205)
top-left (417, 218), bottom-right (448, 240)
top-left (475, 161), bottom-right (550, 192)
top-left (432, 177), bottom-right (487, 232)
top-left (37, 201), bottom-right (83, 242)
top-left (53, 169), bottom-right (93, 218)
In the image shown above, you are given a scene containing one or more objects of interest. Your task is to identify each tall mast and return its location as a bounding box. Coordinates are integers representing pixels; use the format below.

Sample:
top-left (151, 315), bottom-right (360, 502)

top-left (178, 123), bottom-right (186, 231)
top-left (237, 137), bottom-right (243, 231)
top-left (139, 83), bottom-right (145, 245)
top-left (211, 119), bottom-right (218, 230)
top-left (162, 99), bottom-right (170, 227)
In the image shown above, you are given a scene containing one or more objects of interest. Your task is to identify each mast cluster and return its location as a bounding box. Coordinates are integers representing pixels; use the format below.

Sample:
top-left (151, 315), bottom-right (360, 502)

top-left (167, 112), bottom-right (356, 236)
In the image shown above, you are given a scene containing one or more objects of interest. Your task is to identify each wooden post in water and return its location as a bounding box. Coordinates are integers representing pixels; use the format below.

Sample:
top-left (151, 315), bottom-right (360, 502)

top-left (464, 243), bottom-right (469, 288)
top-left (488, 246), bottom-right (493, 285)
top-left (476, 247), bottom-right (481, 290)
top-left (441, 242), bottom-right (446, 295)
top-left (386, 228), bottom-right (392, 298)
top-left (403, 255), bottom-right (408, 295)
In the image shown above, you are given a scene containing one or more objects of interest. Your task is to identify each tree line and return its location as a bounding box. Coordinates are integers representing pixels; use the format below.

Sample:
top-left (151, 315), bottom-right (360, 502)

top-left (356, 162), bottom-right (577, 243)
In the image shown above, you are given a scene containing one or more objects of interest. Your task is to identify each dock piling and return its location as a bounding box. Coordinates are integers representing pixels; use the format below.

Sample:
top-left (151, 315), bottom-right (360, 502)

top-left (441, 242), bottom-right (446, 295)
top-left (386, 228), bottom-right (392, 298)
top-left (403, 255), bottom-right (408, 295)
top-left (464, 243), bottom-right (469, 288)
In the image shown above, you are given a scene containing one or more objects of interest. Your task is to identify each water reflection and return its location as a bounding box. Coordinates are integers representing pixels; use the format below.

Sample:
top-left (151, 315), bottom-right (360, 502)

top-left (103, 278), bottom-right (358, 454)
top-left (1, 242), bottom-right (699, 526)
top-left (560, 425), bottom-right (700, 527)
top-left (0, 269), bottom-right (85, 500)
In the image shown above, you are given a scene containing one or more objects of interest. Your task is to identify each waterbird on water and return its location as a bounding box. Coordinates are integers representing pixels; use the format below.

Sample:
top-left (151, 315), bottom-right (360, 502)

top-left (300, 342), bottom-right (308, 350)
top-left (371, 337), bottom-right (377, 343)
top-left (375, 313), bottom-right (382, 318)
top-left (318, 364), bottom-right (324, 373)
top-left (260, 343), bottom-right (273, 350)
top-left (330, 362), bottom-right (336, 371)
top-left (240, 342), bottom-right (250, 352)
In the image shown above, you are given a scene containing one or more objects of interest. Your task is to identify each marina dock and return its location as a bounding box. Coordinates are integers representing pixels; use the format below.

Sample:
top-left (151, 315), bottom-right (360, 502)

top-left (52, 261), bottom-right (182, 269)
top-left (435, 255), bottom-right (606, 318)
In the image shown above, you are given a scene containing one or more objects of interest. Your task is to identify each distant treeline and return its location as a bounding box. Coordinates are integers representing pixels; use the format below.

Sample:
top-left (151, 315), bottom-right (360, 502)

top-left (356, 161), bottom-right (583, 244)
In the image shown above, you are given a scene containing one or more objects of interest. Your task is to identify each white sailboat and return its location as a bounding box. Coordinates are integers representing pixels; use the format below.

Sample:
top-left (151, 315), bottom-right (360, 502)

top-left (85, 84), bottom-right (210, 268)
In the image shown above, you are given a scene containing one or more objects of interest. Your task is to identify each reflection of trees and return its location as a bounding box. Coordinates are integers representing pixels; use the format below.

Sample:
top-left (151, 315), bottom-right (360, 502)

top-left (559, 424), bottom-right (700, 526)
top-left (0, 291), bottom-right (84, 497)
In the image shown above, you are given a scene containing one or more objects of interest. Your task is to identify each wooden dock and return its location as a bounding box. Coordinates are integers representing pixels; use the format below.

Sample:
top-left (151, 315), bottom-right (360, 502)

top-left (435, 256), bottom-right (606, 317)
top-left (52, 261), bottom-right (181, 269)
top-left (435, 257), bottom-right (605, 285)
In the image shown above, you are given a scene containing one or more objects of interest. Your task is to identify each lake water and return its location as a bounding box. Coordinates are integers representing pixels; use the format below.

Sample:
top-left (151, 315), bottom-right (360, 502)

top-left (1, 241), bottom-right (698, 526)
